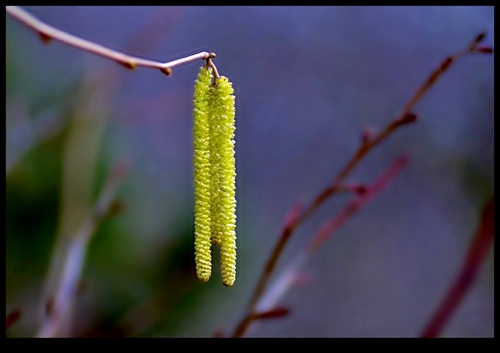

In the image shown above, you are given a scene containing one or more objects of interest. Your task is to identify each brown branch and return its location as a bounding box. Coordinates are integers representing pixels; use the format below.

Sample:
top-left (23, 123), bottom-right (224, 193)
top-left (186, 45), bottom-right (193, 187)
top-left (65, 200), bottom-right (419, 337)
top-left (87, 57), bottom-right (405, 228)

top-left (5, 6), bottom-right (212, 76)
top-left (232, 32), bottom-right (493, 338)
top-left (420, 196), bottom-right (494, 338)
top-left (231, 156), bottom-right (408, 337)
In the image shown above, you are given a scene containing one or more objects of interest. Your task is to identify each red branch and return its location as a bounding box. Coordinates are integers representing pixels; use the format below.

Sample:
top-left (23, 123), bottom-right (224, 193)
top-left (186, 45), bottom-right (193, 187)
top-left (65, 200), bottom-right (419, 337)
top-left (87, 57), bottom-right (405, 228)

top-left (6, 309), bottom-right (22, 330)
top-left (231, 156), bottom-right (408, 337)
top-left (420, 196), bottom-right (494, 338)
top-left (252, 307), bottom-right (290, 320)
top-left (230, 32), bottom-right (492, 339)
top-left (308, 155), bottom-right (409, 252)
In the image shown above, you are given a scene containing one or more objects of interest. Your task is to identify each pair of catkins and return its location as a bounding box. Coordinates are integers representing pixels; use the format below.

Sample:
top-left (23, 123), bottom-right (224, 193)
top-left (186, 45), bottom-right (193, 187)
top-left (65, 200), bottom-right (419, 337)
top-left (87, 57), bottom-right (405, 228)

top-left (193, 65), bottom-right (237, 287)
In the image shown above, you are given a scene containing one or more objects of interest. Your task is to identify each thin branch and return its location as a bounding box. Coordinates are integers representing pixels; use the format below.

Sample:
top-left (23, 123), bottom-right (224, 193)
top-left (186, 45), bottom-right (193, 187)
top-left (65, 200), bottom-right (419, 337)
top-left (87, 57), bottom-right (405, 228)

top-left (5, 6), bottom-right (212, 76)
top-left (231, 156), bottom-right (408, 337)
top-left (36, 161), bottom-right (129, 338)
top-left (251, 307), bottom-right (290, 320)
top-left (6, 309), bottom-right (22, 330)
top-left (307, 155), bottom-right (409, 252)
top-left (233, 33), bottom-right (493, 337)
top-left (420, 196), bottom-right (494, 338)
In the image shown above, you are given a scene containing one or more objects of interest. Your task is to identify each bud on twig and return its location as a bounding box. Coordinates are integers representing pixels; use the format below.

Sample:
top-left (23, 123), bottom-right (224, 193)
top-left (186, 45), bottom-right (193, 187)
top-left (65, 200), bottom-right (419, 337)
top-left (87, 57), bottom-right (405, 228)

top-left (473, 32), bottom-right (486, 45)
top-left (253, 307), bottom-right (290, 320)
top-left (283, 203), bottom-right (302, 229)
top-left (38, 31), bottom-right (52, 43)
top-left (475, 46), bottom-right (494, 54)
top-left (397, 112), bottom-right (418, 126)
top-left (361, 126), bottom-right (377, 145)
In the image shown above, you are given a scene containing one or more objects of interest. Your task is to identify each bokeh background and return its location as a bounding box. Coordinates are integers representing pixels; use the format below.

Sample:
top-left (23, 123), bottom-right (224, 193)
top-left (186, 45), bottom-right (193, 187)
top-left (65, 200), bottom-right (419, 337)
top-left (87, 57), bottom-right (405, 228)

top-left (6, 6), bottom-right (494, 337)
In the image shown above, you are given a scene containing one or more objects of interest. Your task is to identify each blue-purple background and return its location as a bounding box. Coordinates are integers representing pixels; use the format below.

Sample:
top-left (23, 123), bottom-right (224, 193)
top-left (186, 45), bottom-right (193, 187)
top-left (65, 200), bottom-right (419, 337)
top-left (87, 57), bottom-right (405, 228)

top-left (6, 6), bottom-right (494, 337)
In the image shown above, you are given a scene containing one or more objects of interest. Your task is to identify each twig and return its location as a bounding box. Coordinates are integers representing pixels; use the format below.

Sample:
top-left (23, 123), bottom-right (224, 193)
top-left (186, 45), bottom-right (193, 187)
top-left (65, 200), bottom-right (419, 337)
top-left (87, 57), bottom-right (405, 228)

top-left (251, 307), bottom-right (290, 320)
top-left (308, 155), bottom-right (409, 252)
top-left (232, 32), bottom-right (493, 337)
top-left (5, 6), bottom-right (213, 76)
top-left (6, 309), bottom-right (22, 330)
top-left (420, 196), bottom-right (494, 338)
top-left (36, 161), bottom-right (129, 338)
top-left (232, 156), bottom-right (408, 337)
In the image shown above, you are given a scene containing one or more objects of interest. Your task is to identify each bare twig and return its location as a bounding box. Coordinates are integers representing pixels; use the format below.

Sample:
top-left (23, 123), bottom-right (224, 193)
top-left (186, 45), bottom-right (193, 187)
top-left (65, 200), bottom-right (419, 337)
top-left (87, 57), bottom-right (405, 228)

top-left (232, 156), bottom-right (408, 337)
top-left (232, 33), bottom-right (493, 338)
top-left (6, 309), bottom-right (22, 330)
top-left (420, 196), bottom-right (494, 338)
top-left (308, 155), bottom-right (409, 252)
top-left (5, 6), bottom-right (212, 76)
top-left (251, 307), bottom-right (290, 320)
top-left (36, 161), bottom-right (129, 338)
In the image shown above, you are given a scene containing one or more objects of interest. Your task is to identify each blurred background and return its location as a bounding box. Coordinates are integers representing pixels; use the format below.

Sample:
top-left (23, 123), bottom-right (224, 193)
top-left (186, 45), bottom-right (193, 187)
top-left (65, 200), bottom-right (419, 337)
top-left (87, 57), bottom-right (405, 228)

top-left (6, 6), bottom-right (494, 337)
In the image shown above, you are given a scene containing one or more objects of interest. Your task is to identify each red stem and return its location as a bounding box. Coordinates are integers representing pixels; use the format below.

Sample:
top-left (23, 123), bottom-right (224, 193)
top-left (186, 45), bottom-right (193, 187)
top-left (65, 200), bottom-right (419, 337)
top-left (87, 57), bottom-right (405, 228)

top-left (6, 309), bottom-right (22, 330)
top-left (308, 155), bottom-right (409, 252)
top-left (231, 33), bottom-right (492, 338)
top-left (420, 196), bottom-right (494, 338)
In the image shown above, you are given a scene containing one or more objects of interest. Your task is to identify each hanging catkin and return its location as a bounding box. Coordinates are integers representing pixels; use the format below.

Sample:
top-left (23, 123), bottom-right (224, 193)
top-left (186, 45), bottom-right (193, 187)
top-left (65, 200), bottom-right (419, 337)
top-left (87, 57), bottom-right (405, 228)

top-left (211, 76), bottom-right (237, 287)
top-left (193, 65), bottom-right (237, 287)
top-left (193, 66), bottom-right (213, 282)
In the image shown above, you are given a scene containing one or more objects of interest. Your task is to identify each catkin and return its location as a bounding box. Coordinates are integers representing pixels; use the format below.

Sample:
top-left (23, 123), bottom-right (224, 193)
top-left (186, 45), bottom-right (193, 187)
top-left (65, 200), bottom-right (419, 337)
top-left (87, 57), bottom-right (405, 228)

top-left (208, 79), bottom-right (222, 246)
top-left (193, 65), bottom-right (237, 287)
top-left (193, 66), bottom-right (213, 282)
top-left (212, 76), bottom-right (237, 287)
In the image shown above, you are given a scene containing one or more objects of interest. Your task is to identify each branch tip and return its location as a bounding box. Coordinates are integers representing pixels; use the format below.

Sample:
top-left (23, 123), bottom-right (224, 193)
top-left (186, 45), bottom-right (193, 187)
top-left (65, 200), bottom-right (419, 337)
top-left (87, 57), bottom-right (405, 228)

top-left (440, 56), bottom-right (454, 72)
top-left (253, 307), bottom-right (290, 320)
top-left (397, 112), bottom-right (418, 125)
top-left (473, 32), bottom-right (486, 45)
top-left (475, 46), bottom-right (494, 54)
top-left (283, 203), bottom-right (302, 229)
top-left (361, 126), bottom-right (377, 145)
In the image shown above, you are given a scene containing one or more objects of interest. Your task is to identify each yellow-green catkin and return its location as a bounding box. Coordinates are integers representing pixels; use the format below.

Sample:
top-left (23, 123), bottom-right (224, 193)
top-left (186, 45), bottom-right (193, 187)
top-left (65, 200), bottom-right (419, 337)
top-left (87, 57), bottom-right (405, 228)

top-left (193, 65), bottom-right (237, 287)
top-left (208, 82), bottom-right (222, 247)
top-left (193, 66), bottom-right (213, 282)
top-left (211, 76), bottom-right (237, 287)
